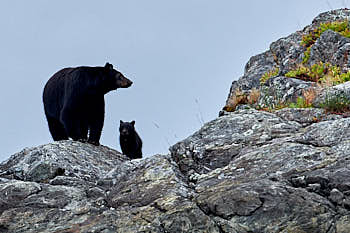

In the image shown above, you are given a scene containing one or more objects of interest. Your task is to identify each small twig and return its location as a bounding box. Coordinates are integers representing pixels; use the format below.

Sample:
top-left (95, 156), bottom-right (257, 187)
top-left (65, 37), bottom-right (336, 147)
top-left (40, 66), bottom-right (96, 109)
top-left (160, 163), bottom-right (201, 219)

top-left (152, 122), bottom-right (160, 129)
top-left (152, 121), bottom-right (171, 149)
top-left (342, 0), bottom-right (348, 8)
top-left (195, 98), bottom-right (205, 126)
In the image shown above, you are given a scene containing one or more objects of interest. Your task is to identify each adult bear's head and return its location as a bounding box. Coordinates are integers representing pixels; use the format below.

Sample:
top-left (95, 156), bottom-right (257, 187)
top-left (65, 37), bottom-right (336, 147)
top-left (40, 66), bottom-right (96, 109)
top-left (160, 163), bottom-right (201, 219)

top-left (104, 62), bottom-right (133, 92)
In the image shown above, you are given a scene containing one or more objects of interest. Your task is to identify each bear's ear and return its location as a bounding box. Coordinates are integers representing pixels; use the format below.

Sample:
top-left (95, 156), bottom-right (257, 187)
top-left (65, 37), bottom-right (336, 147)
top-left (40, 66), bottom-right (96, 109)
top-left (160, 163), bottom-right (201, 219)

top-left (120, 120), bottom-right (124, 124)
top-left (131, 120), bottom-right (135, 126)
top-left (105, 62), bottom-right (113, 70)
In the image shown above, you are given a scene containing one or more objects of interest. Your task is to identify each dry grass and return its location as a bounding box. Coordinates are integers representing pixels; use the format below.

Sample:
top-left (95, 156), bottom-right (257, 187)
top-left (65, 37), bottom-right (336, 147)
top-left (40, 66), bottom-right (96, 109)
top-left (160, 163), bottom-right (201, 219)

top-left (223, 89), bottom-right (248, 112)
top-left (319, 75), bottom-right (333, 87)
top-left (247, 88), bottom-right (260, 104)
top-left (319, 74), bottom-right (342, 87)
top-left (302, 88), bottom-right (317, 106)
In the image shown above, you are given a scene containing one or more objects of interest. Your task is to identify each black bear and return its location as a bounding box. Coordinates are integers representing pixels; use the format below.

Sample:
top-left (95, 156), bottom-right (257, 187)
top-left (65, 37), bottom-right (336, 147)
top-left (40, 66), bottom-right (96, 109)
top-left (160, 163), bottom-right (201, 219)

top-left (119, 120), bottom-right (142, 159)
top-left (43, 63), bottom-right (132, 146)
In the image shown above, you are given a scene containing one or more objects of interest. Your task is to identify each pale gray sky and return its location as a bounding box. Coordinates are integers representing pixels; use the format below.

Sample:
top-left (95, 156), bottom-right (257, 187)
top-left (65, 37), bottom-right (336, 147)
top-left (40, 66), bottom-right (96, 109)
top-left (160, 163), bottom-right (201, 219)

top-left (0, 0), bottom-right (347, 161)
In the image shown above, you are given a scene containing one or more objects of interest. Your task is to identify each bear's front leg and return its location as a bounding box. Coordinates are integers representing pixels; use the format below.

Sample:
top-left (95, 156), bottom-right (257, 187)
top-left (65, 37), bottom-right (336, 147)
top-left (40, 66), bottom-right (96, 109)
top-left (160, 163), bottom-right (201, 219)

top-left (87, 98), bottom-right (105, 146)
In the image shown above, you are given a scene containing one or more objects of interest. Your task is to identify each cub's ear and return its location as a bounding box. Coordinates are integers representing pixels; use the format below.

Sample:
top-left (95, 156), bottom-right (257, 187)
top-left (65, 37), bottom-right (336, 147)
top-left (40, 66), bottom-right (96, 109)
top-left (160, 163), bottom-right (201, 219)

top-left (105, 62), bottom-right (113, 70)
top-left (131, 120), bottom-right (135, 126)
top-left (120, 120), bottom-right (124, 124)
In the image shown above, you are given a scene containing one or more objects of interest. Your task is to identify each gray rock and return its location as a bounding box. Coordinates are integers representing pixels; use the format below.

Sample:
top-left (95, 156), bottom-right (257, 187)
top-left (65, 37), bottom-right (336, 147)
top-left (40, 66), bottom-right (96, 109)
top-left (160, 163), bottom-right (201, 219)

top-left (258, 76), bottom-right (315, 109)
top-left (171, 109), bottom-right (302, 177)
top-left (270, 30), bottom-right (304, 74)
top-left (329, 188), bottom-right (344, 205)
top-left (1, 106), bottom-right (350, 232)
top-left (314, 81), bottom-right (350, 108)
top-left (0, 144), bottom-right (221, 232)
top-left (307, 30), bottom-right (350, 68)
top-left (172, 108), bottom-right (350, 232)
top-left (225, 50), bottom-right (276, 106)
top-left (275, 108), bottom-right (328, 126)
top-left (0, 140), bottom-right (127, 183)
top-left (312, 9), bottom-right (350, 25)
top-left (297, 117), bottom-right (350, 147)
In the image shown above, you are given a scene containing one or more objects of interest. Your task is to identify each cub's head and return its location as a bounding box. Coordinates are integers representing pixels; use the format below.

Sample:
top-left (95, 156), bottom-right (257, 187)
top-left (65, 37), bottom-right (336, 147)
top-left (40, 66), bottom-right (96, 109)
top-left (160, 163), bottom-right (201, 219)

top-left (119, 120), bottom-right (136, 137)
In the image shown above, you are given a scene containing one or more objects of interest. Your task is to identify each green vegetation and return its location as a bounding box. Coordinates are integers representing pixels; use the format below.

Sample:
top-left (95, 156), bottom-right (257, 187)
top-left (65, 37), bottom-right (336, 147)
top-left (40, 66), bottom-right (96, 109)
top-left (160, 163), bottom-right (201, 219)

top-left (259, 90), bottom-right (350, 113)
top-left (256, 88), bottom-right (314, 112)
top-left (301, 20), bottom-right (350, 47)
top-left (285, 65), bottom-right (311, 80)
top-left (302, 46), bottom-right (312, 64)
top-left (301, 20), bottom-right (350, 63)
top-left (260, 67), bottom-right (279, 84)
top-left (286, 20), bottom-right (350, 84)
top-left (273, 96), bottom-right (313, 111)
top-left (257, 96), bottom-right (311, 112)
top-left (288, 96), bottom-right (312, 108)
top-left (285, 61), bottom-right (350, 85)
top-left (319, 92), bottom-right (350, 113)
top-left (256, 20), bottom-right (350, 113)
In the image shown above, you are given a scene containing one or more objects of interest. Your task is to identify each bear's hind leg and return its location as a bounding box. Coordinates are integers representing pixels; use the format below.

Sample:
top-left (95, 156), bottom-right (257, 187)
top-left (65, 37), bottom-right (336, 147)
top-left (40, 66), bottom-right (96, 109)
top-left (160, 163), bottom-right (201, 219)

top-left (60, 107), bottom-right (86, 141)
top-left (88, 117), bottom-right (103, 146)
top-left (47, 116), bottom-right (68, 141)
top-left (87, 99), bottom-right (104, 146)
top-left (79, 121), bottom-right (88, 143)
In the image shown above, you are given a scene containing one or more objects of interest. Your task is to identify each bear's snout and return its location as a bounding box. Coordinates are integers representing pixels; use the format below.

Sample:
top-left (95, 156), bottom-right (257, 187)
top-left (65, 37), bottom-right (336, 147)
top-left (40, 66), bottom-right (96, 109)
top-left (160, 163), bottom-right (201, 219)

top-left (118, 77), bottom-right (133, 88)
top-left (120, 129), bottom-right (129, 136)
top-left (126, 79), bottom-right (133, 87)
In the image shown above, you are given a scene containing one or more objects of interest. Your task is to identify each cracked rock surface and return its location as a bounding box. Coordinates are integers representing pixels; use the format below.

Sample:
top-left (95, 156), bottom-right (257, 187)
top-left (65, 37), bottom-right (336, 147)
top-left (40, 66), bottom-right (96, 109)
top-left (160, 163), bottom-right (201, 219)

top-left (172, 108), bottom-right (350, 232)
top-left (0, 108), bottom-right (350, 232)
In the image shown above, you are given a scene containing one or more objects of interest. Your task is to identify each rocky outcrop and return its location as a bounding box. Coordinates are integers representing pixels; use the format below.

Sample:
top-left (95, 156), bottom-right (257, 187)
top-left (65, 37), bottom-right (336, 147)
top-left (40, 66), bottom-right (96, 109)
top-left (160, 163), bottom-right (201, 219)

top-left (2, 9), bottom-right (350, 233)
top-left (0, 141), bottom-right (218, 232)
top-left (225, 9), bottom-right (350, 109)
top-left (172, 108), bottom-right (350, 232)
top-left (1, 107), bottom-right (350, 232)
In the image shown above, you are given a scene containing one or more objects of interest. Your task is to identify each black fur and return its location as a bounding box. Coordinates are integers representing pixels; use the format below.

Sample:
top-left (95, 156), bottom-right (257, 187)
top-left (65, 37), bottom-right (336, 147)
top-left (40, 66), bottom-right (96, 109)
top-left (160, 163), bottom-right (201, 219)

top-left (43, 63), bottom-right (132, 146)
top-left (119, 120), bottom-right (142, 159)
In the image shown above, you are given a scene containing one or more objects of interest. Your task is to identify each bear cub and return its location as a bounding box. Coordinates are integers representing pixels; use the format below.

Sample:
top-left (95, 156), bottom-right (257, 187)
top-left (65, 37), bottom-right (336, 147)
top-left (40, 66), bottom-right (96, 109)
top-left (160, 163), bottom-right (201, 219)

top-left (119, 120), bottom-right (142, 159)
